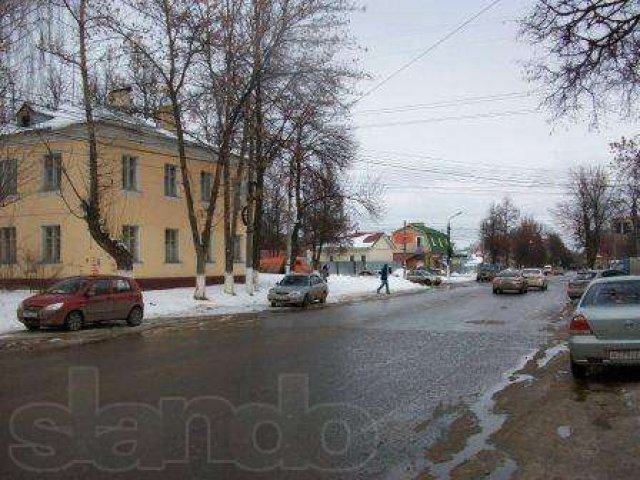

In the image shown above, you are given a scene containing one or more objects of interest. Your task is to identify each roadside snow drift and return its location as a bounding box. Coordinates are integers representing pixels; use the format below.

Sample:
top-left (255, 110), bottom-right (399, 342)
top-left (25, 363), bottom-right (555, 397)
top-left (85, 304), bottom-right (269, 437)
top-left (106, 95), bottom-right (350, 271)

top-left (0, 273), bottom-right (423, 335)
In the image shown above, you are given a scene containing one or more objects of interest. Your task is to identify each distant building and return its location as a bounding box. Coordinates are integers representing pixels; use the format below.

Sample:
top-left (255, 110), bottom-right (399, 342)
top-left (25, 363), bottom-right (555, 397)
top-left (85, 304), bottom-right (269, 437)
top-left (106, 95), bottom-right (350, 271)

top-left (320, 232), bottom-right (396, 274)
top-left (391, 222), bottom-right (450, 269)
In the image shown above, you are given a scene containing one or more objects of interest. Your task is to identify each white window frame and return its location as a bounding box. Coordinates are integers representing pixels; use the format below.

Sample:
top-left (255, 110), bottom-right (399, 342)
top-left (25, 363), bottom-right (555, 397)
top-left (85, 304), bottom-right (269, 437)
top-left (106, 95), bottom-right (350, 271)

top-left (164, 164), bottom-right (178, 197)
top-left (165, 228), bottom-right (180, 263)
top-left (42, 225), bottom-right (61, 264)
top-left (122, 155), bottom-right (139, 192)
top-left (122, 225), bottom-right (141, 263)
top-left (0, 227), bottom-right (17, 265)
top-left (42, 153), bottom-right (62, 192)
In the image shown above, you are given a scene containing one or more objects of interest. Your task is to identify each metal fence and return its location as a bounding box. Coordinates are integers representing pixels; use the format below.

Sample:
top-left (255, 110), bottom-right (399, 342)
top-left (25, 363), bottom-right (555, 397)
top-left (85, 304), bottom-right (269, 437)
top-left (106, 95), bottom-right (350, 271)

top-left (322, 261), bottom-right (403, 277)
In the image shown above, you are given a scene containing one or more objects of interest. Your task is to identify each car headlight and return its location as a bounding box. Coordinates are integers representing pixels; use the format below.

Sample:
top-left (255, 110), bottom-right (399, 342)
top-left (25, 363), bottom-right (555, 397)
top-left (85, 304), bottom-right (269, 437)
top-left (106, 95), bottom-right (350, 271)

top-left (43, 302), bottom-right (64, 312)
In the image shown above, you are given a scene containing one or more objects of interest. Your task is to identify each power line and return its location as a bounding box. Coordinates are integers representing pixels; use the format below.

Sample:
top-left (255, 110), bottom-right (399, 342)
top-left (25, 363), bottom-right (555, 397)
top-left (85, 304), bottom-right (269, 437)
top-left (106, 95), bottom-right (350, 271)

top-left (353, 91), bottom-right (533, 116)
top-left (352, 0), bottom-right (505, 104)
top-left (355, 108), bottom-right (540, 129)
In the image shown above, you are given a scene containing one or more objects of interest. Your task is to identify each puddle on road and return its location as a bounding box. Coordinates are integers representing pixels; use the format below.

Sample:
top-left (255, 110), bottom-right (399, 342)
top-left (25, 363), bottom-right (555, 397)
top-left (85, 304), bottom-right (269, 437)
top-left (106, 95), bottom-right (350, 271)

top-left (391, 348), bottom-right (539, 479)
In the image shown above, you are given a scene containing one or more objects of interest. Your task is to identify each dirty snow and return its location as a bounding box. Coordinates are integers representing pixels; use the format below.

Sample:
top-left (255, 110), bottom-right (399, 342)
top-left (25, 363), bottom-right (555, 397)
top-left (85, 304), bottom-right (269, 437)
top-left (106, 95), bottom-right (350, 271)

top-left (0, 273), bottom-right (423, 335)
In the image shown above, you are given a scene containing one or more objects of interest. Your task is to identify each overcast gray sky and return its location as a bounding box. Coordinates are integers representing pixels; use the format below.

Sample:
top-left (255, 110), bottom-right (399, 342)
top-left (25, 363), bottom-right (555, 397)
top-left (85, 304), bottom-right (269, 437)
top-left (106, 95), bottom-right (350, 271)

top-left (349, 0), bottom-right (637, 249)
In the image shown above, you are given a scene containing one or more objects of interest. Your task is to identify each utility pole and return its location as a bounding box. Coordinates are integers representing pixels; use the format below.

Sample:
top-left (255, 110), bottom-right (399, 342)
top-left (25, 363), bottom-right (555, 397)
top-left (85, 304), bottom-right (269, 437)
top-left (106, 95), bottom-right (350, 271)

top-left (446, 210), bottom-right (464, 279)
top-left (403, 220), bottom-right (407, 279)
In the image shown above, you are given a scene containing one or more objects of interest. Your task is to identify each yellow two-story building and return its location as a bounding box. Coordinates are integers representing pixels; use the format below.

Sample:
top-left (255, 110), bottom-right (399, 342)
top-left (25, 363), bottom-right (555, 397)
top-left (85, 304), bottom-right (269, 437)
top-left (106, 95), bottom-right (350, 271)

top-left (0, 99), bottom-right (245, 288)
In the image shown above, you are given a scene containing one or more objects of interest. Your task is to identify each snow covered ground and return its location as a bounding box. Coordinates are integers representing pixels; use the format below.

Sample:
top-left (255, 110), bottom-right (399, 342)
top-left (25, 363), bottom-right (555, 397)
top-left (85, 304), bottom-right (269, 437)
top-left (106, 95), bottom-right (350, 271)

top-left (0, 273), bottom-right (424, 335)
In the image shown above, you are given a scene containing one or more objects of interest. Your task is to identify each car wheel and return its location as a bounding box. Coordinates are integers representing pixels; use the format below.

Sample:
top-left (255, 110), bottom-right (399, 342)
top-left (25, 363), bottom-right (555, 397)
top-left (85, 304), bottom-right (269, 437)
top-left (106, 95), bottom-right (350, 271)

top-left (271, 301), bottom-right (277, 307)
top-left (570, 358), bottom-right (588, 379)
top-left (424, 280), bottom-right (432, 286)
top-left (126, 306), bottom-right (143, 327)
top-left (319, 292), bottom-right (327, 304)
top-left (25, 324), bottom-right (40, 332)
top-left (65, 311), bottom-right (83, 331)
top-left (301, 295), bottom-right (310, 308)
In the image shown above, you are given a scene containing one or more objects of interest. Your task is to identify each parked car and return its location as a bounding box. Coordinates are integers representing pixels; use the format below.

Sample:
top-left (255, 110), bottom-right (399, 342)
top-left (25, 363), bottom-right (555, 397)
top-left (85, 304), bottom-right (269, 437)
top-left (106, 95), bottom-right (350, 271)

top-left (567, 270), bottom-right (597, 300)
top-left (476, 264), bottom-right (501, 282)
top-left (568, 276), bottom-right (640, 378)
top-left (268, 272), bottom-right (328, 307)
top-left (522, 268), bottom-right (548, 291)
top-left (17, 276), bottom-right (144, 332)
top-left (492, 269), bottom-right (528, 294)
top-left (406, 269), bottom-right (442, 286)
top-left (552, 266), bottom-right (565, 276)
top-left (567, 269), bottom-right (627, 300)
top-left (543, 265), bottom-right (553, 276)
top-left (358, 269), bottom-right (376, 276)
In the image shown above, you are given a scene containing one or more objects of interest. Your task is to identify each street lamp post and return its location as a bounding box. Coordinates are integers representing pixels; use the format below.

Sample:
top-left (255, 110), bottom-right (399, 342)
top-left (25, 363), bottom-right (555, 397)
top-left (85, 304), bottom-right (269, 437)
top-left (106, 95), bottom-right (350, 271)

top-left (446, 210), bottom-right (464, 280)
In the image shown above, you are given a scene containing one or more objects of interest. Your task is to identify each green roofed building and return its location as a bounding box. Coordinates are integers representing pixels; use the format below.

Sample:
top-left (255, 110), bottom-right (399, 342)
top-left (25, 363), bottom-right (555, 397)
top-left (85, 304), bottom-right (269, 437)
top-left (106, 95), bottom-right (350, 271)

top-left (391, 222), bottom-right (450, 269)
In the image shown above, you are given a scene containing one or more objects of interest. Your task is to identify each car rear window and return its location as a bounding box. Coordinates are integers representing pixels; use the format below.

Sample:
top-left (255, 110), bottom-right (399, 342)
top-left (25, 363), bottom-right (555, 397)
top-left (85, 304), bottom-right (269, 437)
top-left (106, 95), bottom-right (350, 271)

top-left (581, 281), bottom-right (640, 307)
top-left (114, 279), bottom-right (132, 292)
top-left (523, 269), bottom-right (541, 275)
top-left (498, 271), bottom-right (520, 277)
top-left (576, 272), bottom-right (596, 281)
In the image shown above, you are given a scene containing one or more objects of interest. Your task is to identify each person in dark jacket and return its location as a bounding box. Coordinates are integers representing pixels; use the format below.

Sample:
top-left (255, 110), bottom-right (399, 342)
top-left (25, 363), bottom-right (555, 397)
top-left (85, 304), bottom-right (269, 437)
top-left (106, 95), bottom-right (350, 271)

top-left (321, 264), bottom-right (330, 282)
top-left (377, 264), bottom-right (391, 294)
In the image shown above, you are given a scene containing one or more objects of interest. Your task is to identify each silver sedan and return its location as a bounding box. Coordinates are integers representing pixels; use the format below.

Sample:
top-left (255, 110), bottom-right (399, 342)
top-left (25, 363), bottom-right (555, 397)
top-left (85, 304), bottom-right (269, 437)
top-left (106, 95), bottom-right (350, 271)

top-left (268, 273), bottom-right (328, 307)
top-left (568, 276), bottom-right (640, 378)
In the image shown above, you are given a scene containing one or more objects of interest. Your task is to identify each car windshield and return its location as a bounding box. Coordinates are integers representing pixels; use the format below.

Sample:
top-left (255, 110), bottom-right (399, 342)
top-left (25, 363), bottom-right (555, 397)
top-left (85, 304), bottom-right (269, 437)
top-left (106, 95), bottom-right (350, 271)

top-left (280, 275), bottom-right (309, 286)
top-left (46, 277), bottom-right (88, 294)
top-left (581, 281), bottom-right (640, 307)
top-left (498, 270), bottom-right (520, 278)
top-left (576, 272), bottom-right (597, 281)
top-left (522, 269), bottom-right (541, 275)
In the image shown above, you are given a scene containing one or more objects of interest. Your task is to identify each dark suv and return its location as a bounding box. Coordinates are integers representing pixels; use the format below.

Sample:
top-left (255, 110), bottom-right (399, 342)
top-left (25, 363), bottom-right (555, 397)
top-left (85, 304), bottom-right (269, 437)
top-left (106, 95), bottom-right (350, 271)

top-left (17, 276), bottom-right (144, 331)
top-left (476, 264), bottom-right (500, 282)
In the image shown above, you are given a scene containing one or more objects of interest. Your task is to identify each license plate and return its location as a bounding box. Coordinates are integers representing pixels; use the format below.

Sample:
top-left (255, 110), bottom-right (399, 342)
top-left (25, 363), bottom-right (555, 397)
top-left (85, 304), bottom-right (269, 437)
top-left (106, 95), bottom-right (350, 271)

top-left (22, 311), bottom-right (39, 319)
top-left (609, 350), bottom-right (640, 361)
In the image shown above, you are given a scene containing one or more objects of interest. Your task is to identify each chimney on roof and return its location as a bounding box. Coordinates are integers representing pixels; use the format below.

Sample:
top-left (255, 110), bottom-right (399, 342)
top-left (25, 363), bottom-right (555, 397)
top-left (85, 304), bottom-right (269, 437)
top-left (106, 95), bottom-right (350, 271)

top-left (155, 104), bottom-right (176, 131)
top-left (108, 86), bottom-right (133, 111)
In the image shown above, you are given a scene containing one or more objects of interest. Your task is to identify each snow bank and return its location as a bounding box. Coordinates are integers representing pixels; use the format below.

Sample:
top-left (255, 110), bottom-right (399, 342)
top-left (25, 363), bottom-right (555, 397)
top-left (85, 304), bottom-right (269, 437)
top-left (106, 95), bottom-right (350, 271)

top-left (0, 273), bottom-right (423, 335)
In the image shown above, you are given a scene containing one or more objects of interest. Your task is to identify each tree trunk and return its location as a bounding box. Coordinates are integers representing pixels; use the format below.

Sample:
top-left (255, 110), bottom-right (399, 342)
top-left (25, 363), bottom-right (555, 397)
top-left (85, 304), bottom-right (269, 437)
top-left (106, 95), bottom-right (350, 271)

top-left (194, 250), bottom-right (207, 300)
top-left (222, 134), bottom-right (235, 295)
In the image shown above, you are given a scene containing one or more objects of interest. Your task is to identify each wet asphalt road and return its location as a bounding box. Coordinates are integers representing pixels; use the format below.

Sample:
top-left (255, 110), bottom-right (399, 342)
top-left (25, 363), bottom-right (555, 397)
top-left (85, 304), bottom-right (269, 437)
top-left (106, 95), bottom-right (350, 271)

top-left (0, 278), bottom-right (569, 479)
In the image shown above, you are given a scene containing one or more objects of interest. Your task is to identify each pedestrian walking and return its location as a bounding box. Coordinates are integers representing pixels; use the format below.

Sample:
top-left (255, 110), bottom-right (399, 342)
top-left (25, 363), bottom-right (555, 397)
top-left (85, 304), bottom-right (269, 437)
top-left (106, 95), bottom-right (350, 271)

top-left (377, 263), bottom-right (391, 294)
top-left (321, 264), bottom-right (330, 282)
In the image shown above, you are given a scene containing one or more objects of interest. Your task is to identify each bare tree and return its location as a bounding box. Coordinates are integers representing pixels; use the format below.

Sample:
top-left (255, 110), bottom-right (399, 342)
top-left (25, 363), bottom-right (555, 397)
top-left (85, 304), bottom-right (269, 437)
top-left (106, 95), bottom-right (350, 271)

top-left (610, 136), bottom-right (640, 256)
top-left (521, 0), bottom-right (640, 121)
top-left (39, 0), bottom-right (134, 274)
top-left (511, 217), bottom-right (547, 268)
top-left (555, 165), bottom-right (619, 268)
top-left (103, 0), bottom-right (214, 296)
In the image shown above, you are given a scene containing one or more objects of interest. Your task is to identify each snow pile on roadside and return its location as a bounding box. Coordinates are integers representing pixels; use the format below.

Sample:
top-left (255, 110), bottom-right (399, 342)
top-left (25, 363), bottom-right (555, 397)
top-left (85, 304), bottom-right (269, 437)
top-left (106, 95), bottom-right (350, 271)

top-left (0, 291), bottom-right (33, 334)
top-left (0, 273), bottom-right (423, 334)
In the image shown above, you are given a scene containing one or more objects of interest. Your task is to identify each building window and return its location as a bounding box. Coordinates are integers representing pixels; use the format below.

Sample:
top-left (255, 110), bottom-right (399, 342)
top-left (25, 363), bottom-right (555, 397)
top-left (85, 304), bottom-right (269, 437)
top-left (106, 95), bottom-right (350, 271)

top-left (0, 158), bottom-right (18, 198)
top-left (206, 234), bottom-right (215, 263)
top-left (416, 237), bottom-right (422, 248)
top-left (0, 227), bottom-right (17, 265)
top-left (233, 234), bottom-right (243, 263)
top-left (165, 229), bottom-right (179, 263)
top-left (122, 155), bottom-right (138, 191)
top-left (43, 153), bottom-right (62, 192)
top-left (122, 225), bottom-right (140, 263)
top-left (164, 164), bottom-right (178, 197)
top-left (201, 171), bottom-right (213, 202)
top-left (42, 225), bottom-right (61, 263)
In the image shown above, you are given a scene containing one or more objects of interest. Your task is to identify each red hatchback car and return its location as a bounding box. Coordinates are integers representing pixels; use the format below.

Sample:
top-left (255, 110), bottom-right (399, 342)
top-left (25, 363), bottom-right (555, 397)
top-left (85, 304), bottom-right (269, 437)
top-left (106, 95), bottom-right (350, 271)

top-left (17, 276), bottom-right (144, 331)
